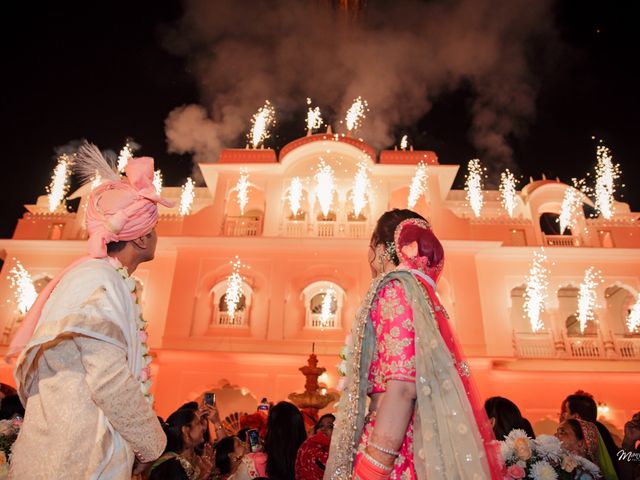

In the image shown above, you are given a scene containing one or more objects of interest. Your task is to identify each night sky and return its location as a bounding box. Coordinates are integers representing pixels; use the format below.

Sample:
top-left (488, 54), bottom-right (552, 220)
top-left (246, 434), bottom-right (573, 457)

top-left (1, 0), bottom-right (638, 239)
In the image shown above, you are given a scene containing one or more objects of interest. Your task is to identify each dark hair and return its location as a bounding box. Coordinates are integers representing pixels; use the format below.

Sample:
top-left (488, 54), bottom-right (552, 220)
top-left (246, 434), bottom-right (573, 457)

top-left (237, 428), bottom-right (249, 442)
top-left (106, 240), bottom-right (128, 254)
top-left (215, 436), bottom-right (237, 475)
top-left (564, 392), bottom-right (597, 422)
top-left (370, 209), bottom-right (427, 265)
top-left (178, 401), bottom-right (200, 411)
top-left (163, 408), bottom-right (197, 454)
top-left (484, 396), bottom-right (535, 440)
top-left (0, 394), bottom-right (25, 420)
top-left (265, 401), bottom-right (307, 480)
top-left (313, 413), bottom-right (335, 434)
top-left (565, 418), bottom-right (585, 441)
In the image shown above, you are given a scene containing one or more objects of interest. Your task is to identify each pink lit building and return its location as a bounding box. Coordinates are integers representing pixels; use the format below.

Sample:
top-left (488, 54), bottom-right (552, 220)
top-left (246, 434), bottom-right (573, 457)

top-left (1, 133), bottom-right (638, 437)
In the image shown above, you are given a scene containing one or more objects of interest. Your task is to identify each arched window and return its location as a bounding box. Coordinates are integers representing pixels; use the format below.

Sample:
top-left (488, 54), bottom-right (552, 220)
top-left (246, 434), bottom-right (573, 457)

top-left (210, 280), bottom-right (253, 327)
top-left (539, 213), bottom-right (568, 236)
top-left (605, 285), bottom-right (639, 336)
top-left (301, 281), bottom-right (345, 329)
top-left (510, 285), bottom-right (532, 333)
top-left (558, 285), bottom-right (597, 336)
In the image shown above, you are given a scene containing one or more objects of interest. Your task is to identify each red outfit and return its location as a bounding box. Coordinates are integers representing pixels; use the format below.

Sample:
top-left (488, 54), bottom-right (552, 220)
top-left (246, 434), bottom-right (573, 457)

top-left (295, 432), bottom-right (331, 480)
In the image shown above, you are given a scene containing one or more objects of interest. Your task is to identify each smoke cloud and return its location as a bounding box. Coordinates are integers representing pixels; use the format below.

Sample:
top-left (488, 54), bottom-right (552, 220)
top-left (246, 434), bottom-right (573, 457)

top-left (163, 0), bottom-right (555, 175)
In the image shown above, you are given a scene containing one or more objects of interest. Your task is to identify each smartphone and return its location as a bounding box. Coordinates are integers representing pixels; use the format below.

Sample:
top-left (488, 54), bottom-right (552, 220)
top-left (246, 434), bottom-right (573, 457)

top-left (247, 428), bottom-right (260, 453)
top-left (204, 392), bottom-right (216, 406)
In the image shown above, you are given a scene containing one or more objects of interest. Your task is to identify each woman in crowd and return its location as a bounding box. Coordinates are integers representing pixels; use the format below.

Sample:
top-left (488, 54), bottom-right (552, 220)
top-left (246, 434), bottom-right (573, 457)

top-left (295, 414), bottom-right (335, 480)
top-left (232, 401), bottom-right (307, 480)
top-left (215, 435), bottom-right (246, 479)
top-left (326, 210), bottom-right (503, 479)
top-left (484, 396), bottom-right (535, 440)
top-left (149, 408), bottom-right (214, 480)
top-left (556, 418), bottom-right (619, 480)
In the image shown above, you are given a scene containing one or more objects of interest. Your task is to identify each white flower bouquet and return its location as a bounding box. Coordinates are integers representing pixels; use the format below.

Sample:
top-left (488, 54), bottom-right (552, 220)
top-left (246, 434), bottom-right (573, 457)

top-left (500, 429), bottom-right (602, 480)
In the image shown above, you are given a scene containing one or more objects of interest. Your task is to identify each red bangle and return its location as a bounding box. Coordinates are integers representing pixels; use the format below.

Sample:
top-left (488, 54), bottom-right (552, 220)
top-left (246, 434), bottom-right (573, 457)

top-left (353, 452), bottom-right (393, 480)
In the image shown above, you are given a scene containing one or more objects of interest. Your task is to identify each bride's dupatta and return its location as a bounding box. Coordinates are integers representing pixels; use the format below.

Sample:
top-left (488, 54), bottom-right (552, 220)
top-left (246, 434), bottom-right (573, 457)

top-left (325, 219), bottom-right (503, 479)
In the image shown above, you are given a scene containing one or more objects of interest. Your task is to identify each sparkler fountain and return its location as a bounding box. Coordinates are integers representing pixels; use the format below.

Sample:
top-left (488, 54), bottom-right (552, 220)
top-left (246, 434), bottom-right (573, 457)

top-left (400, 135), bottom-right (409, 151)
top-left (314, 160), bottom-right (335, 219)
top-left (179, 177), bottom-right (196, 216)
top-left (594, 143), bottom-right (621, 220)
top-left (47, 154), bottom-right (70, 213)
top-left (153, 170), bottom-right (163, 195)
top-left (465, 159), bottom-right (484, 217)
top-left (287, 177), bottom-right (304, 217)
top-left (350, 161), bottom-right (370, 218)
top-left (344, 96), bottom-right (368, 134)
top-left (576, 267), bottom-right (602, 334)
top-left (249, 101), bottom-right (276, 148)
top-left (499, 169), bottom-right (518, 218)
top-left (627, 297), bottom-right (640, 334)
top-left (523, 249), bottom-right (549, 333)
top-left (558, 187), bottom-right (582, 235)
top-left (117, 142), bottom-right (134, 173)
top-left (306, 98), bottom-right (323, 135)
top-left (407, 161), bottom-right (428, 209)
top-left (235, 169), bottom-right (250, 216)
top-left (225, 257), bottom-right (248, 320)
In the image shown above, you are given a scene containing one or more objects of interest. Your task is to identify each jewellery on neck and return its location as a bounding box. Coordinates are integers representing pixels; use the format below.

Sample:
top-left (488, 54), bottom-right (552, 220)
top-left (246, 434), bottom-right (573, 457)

top-left (368, 441), bottom-right (400, 457)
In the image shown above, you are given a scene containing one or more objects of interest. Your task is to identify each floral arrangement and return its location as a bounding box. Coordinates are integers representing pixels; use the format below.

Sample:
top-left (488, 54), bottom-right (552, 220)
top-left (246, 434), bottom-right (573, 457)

top-left (501, 429), bottom-right (602, 480)
top-left (108, 257), bottom-right (154, 406)
top-left (0, 417), bottom-right (23, 478)
top-left (336, 334), bottom-right (351, 392)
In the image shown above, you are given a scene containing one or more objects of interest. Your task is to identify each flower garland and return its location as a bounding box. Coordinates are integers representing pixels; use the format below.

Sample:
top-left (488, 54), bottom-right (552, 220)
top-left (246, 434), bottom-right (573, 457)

top-left (108, 257), bottom-right (154, 406)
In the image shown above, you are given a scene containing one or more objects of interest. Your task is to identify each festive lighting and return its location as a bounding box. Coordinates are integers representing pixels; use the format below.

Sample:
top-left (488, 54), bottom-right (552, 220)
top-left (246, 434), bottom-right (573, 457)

top-left (320, 288), bottom-right (336, 329)
top-left (499, 169), bottom-right (518, 218)
top-left (558, 187), bottom-right (582, 234)
top-left (90, 170), bottom-right (102, 191)
top-left (626, 296), bottom-right (640, 334)
top-left (236, 168), bottom-right (250, 215)
top-left (249, 100), bottom-right (276, 148)
top-left (576, 267), bottom-right (602, 334)
top-left (597, 402), bottom-right (610, 418)
top-left (153, 170), bottom-right (163, 195)
top-left (594, 143), bottom-right (621, 219)
top-left (465, 159), bottom-right (484, 217)
top-left (315, 160), bottom-right (335, 218)
top-left (225, 257), bottom-right (246, 318)
top-left (179, 177), bottom-right (195, 216)
top-left (306, 98), bottom-right (323, 131)
top-left (523, 249), bottom-right (549, 333)
top-left (117, 143), bottom-right (133, 173)
top-left (47, 154), bottom-right (70, 213)
top-left (407, 161), bottom-right (428, 209)
top-left (8, 260), bottom-right (37, 316)
top-left (350, 161), bottom-right (370, 217)
top-left (400, 135), bottom-right (409, 151)
top-left (345, 96), bottom-right (368, 132)
top-left (287, 177), bottom-right (304, 217)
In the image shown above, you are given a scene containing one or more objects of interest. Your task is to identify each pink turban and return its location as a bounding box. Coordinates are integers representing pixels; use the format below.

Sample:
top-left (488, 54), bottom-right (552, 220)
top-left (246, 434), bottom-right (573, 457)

top-left (7, 156), bottom-right (174, 359)
top-left (86, 157), bottom-right (174, 257)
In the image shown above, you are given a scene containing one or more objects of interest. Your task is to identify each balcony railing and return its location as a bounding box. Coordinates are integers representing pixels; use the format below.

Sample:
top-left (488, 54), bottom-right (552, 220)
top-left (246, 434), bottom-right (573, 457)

top-left (217, 311), bottom-right (246, 326)
top-left (308, 313), bottom-right (337, 329)
top-left (223, 216), bottom-right (261, 237)
top-left (513, 331), bottom-right (638, 359)
top-left (281, 220), bottom-right (370, 238)
top-left (544, 234), bottom-right (580, 247)
top-left (284, 221), bottom-right (307, 237)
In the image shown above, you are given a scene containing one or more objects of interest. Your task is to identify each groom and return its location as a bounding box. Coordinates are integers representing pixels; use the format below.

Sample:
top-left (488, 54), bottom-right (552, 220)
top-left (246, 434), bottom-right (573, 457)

top-left (8, 144), bottom-right (171, 479)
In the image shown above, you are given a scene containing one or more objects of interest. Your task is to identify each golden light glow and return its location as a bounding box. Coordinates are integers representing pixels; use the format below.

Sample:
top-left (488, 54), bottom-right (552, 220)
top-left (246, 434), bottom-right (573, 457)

top-left (576, 267), bottom-right (602, 334)
top-left (90, 170), bottom-right (102, 191)
top-left (236, 168), bottom-right (250, 215)
top-left (179, 177), bottom-right (195, 216)
top-left (345, 96), bottom-right (368, 132)
top-left (8, 260), bottom-right (37, 315)
top-left (594, 143), bottom-right (621, 219)
top-left (249, 100), bottom-right (276, 148)
top-left (117, 143), bottom-right (133, 173)
top-left (499, 169), bottom-right (518, 218)
top-left (47, 154), bottom-right (70, 213)
top-left (351, 160), bottom-right (370, 217)
top-left (315, 160), bottom-right (335, 218)
top-left (407, 161), bottom-right (428, 209)
top-left (153, 170), bottom-right (163, 195)
top-left (306, 98), bottom-right (323, 131)
top-left (287, 177), bottom-right (304, 217)
top-left (523, 249), bottom-right (548, 333)
top-left (465, 158), bottom-right (484, 217)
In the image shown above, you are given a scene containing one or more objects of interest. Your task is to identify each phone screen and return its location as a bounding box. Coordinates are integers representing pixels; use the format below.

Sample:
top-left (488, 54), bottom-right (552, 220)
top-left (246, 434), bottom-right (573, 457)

top-left (204, 392), bottom-right (215, 406)
top-left (247, 429), bottom-right (260, 452)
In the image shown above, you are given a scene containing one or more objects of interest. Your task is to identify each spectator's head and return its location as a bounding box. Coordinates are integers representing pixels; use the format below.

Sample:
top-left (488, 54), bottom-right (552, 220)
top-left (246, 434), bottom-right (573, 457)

top-left (556, 419), bottom-right (587, 457)
top-left (560, 391), bottom-right (597, 423)
top-left (314, 413), bottom-right (335, 439)
top-left (163, 408), bottom-right (205, 454)
top-left (215, 436), bottom-right (244, 475)
top-left (265, 401), bottom-right (307, 480)
top-left (484, 396), bottom-right (534, 440)
top-left (0, 394), bottom-right (24, 420)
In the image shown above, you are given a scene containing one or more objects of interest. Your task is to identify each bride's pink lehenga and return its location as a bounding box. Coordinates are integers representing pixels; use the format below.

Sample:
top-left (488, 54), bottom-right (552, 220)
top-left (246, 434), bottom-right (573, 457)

top-left (325, 218), bottom-right (504, 480)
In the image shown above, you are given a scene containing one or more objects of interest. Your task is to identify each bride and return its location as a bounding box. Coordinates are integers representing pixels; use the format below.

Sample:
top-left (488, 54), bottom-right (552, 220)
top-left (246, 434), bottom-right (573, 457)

top-left (325, 209), bottom-right (503, 479)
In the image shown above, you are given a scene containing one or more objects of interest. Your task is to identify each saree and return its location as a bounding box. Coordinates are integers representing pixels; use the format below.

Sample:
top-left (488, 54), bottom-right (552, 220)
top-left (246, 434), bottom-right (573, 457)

top-left (325, 218), bottom-right (503, 479)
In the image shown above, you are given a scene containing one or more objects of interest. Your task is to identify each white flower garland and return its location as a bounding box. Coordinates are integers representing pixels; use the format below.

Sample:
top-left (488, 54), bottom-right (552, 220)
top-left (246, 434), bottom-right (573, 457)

top-left (109, 258), bottom-right (154, 406)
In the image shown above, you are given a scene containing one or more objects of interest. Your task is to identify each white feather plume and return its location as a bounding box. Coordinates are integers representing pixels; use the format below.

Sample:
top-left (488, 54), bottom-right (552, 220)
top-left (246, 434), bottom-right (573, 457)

top-left (73, 142), bottom-right (120, 187)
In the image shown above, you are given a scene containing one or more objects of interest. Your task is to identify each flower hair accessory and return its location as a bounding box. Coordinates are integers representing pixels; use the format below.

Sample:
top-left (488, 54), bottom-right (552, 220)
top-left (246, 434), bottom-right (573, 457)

top-left (381, 241), bottom-right (398, 264)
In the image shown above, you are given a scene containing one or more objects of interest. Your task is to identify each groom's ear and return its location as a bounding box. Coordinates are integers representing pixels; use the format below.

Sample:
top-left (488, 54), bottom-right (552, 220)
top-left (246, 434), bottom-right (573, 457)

top-left (131, 235), bottom-right (149, 250)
